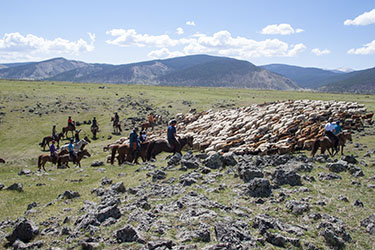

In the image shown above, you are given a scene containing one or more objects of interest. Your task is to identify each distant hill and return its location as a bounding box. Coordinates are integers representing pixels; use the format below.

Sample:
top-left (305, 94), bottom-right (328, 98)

top-left (262, 64), bottom-right (352, 89)
top-left (319, 67), bottom-right (375, 94)
top-left (0, 55), bottom-right (299, 90)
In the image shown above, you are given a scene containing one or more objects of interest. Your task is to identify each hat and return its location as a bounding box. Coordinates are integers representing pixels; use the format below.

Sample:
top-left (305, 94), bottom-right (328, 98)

top-left (134, 127), bottom-right (139, 131)
top-left (52, 140), bottom-right (56, 143)
top-left (169, 119), bottom-right (177, 125)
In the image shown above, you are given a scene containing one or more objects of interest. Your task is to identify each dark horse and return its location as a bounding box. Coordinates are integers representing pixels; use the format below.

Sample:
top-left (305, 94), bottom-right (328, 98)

top-left (57, 149), bottom-right (91, 168)
top-left (146, 136), bottom-right (194, 161)
top-left (310, 132), bottom-right (352, 157)
top-left (91, 126), bottom-right (99, 139)
top-left (39, 132), bottom-right (64, 151)
top-left (111, 117), bottom-right (122, 134)
top-left (62, 123), bottom-right (75, 138)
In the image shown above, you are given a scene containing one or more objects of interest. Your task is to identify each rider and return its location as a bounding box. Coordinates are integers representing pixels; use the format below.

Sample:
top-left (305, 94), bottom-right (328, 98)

top-left (140, 131), bottom-right (147, 142)
top-left (68, 139), bottom-right (76, 164)
top-left (68, 116), bottom-right (75, 130)
top-left (74, 129), bottom-right (81, 143)
top-left (52, 125), bottom-right (57, 141)
top-left (114, 112), bottom-right (119, 125)
top-left (334, 121), bottom-right (342, 135)
top-left (129, 127), bottom-right (140, 163)
top-left (324, 118), bottom-right (339, 152)
top-left (91, 117), bottom-right (98, 130)
top-left (167, 119), bottom-right (180, 154)
top-left (148, 113), bottom-right (155, 129)
top-left (49, 140), bottom-right (58, 164)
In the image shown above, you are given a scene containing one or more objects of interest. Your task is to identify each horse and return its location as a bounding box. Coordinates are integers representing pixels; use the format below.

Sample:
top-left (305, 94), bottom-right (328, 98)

top-left (337, 132), bottom-right (352, 155)
top-left (37, 150), bottom-right (68, 171)
top-left (39, 132), bottom-right (64, 151)
top-left (110, 144), bottom-right (131, 165)
top-left (0, 158), bottom-right (5, 164)
top-left (60, 136), bottom-right (91, 152)
top-left (62, 123), bottom-right (76, 138)
top-left (57, 149), bottom-right (91, 168)
top-left (146, 136), bottom-right (194, 161)
top-left (310, 132), bottom-right (351, 157)
top-left (91, 126), bottom-right (99, 139)
top-left (111, 117), bottom-right (122, 134)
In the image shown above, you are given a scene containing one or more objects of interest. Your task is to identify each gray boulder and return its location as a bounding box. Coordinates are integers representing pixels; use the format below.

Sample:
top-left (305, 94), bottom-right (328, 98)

top-left (57, 190), bottom-right (80, 200)
top-left (222, 152), bottom-right (237, 166)
top-left (286, 200), bottom-right (309, 215)
top-left (115, 225), bottom-right (144, 243)
top-left (6, 183), bottom-right (24, 192)
top-left (167, 153), bottom-right (182, 166)
top-left (246, 178), bottom-right (272, 197)
top-left (272, 168), bottom-right (301, 186)
top-left (91, 161), bottom-right (104, 167)
top-left (111, 182), bottom-right (126, 193)
top-left (204, 153), bottom-right (223, 169)
top-left (341, 155), bottom-right (358, 164)
top-left (326, 160), bottom-right (347, 173)
top-left (238, 165), bottom-right (264, 183)
top-left (6, 218), bottom-right (39, 245)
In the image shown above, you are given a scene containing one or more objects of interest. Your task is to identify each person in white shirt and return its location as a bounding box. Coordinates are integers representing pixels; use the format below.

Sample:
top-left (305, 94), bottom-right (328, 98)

top-left (324, 118), bottom-right (338, 152)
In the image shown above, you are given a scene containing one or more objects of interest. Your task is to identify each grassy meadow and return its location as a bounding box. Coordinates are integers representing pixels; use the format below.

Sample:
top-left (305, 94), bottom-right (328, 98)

top-left (0, 79), bottom-right (375, 249)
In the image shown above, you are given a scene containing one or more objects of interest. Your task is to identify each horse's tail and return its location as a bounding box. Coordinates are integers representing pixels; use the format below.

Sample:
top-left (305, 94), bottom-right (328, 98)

top-left (37, 155), bottom-right (42, 169)
top-left (111, 145), bottom-right (118, 165)
top-left (146, 141), bottom-right (155, 161)
top-left (311, 139), bottom-right (320, 157)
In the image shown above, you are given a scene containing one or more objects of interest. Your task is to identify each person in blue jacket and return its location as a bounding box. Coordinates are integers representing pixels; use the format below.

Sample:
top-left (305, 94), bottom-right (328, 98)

top-left (129, 127), bottom-right (140, 163)
top-left (167, 119), bottom-right (180, 154)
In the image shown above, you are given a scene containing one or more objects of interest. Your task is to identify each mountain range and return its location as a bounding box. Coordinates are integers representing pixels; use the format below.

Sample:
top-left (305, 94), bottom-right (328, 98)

top-left (0, 55), bottom-right (374, 93)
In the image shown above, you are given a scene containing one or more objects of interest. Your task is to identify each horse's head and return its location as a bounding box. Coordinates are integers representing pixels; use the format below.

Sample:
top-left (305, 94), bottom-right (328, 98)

top-left (111, 117), bottom-right (114, 121)
top-left (345, 132), bottom-right (352, 142)
top-left (82, 150), bottom-right (91, 157)
top-left (187, 136), bottom-right (194, 148)
top-left (84, 136), bottom-right (91, 143)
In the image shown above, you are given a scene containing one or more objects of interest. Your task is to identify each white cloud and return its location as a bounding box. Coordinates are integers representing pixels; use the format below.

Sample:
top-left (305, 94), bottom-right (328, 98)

top-left (348, 40), bottom-right (375, 55)
top-left (186, 21), bottom-right (196, 26)
top-left (261, 23), bottom-right (304, 35)
top-left (176, 27), bottom-right (184, 35)
top-left (0, 32), bottom-right (95, 61)
top-left (148, 48), bottom-right (184, 59)
top-left (344, 9), bottom-right (375, 26)
top-left (311, 48), bottom-right (331, 56)
top-left (106, 28), bottom-right (306, 60)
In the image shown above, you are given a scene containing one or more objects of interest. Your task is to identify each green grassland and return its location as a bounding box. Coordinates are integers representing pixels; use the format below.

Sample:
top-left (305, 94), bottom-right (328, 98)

top-left (1, 79), bottom-right (375, 249)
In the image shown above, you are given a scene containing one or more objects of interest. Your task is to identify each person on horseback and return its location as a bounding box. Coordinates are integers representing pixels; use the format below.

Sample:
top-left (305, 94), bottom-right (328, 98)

top-left (49, 140), bottom-right (58, 164)
top-left (52, 125), bottom-right (57, 141)
top-left (149, 113), bottom-right (155, 129)
top-left (334, 121), bottom-right (342, 135)
top-left (129, 127), bottom-right (140, 163)
top-left (140, 131), bottom-right (147, 142)
top-left (74, 129), bottom-right (81, 143)
top-left (114, 112), bottom-right (119, 125)
top-left (68, 116), bottom-right (75, 130)
top-left (91, 117), bottom-right (98, 130)
top-left (324, 118), bottom-right (339, 152)
top-left (167, 119), bottom-right (180, 154)
top-left (68, 139), bottom-right (76, 164)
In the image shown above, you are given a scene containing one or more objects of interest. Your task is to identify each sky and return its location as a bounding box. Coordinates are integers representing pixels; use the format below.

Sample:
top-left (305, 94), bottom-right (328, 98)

top-left (0, 0), bottom-right (374, 70)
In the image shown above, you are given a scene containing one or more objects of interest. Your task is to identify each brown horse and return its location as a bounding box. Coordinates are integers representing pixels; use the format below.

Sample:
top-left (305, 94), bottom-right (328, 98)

top-left (110, 144), bottom-right (130, 165)
top-left (111, 117), bottom-right (122, 134)
top-left (146, 136), bottom-right (194, 161)
top-left (37, 150), bottom-right (67, 171)
top-left (62, 125), bottom-right (75, 138)
top-left (39, 132), bottom-right (64, 151)
top-left (57, 149), bottom-right (91, 168)
top-left (311, 132), bottom-right (352, 157)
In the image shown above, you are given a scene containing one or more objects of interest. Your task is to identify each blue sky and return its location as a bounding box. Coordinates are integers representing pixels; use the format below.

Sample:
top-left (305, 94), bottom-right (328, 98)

top-left (0, 0), bottom-right (374, 70)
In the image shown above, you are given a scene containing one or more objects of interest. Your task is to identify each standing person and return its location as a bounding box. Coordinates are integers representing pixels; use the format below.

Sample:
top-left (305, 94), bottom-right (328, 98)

top-left (148, 113), bottom-right (155, 130)
top-left (129, 127), bottom-right (140, 163)
top-left (167, 119), bottom-right (180, 154)
top-left (68, 139), bottom-right (76, 164)
top-left (49, 140), bottom-right (58, 164)
top-left (52, 125), bottom-right (57, 141)
top-left (324, 118), bottom-right (338, 152)
top-left (74, 129), bottom-right (81, 143)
